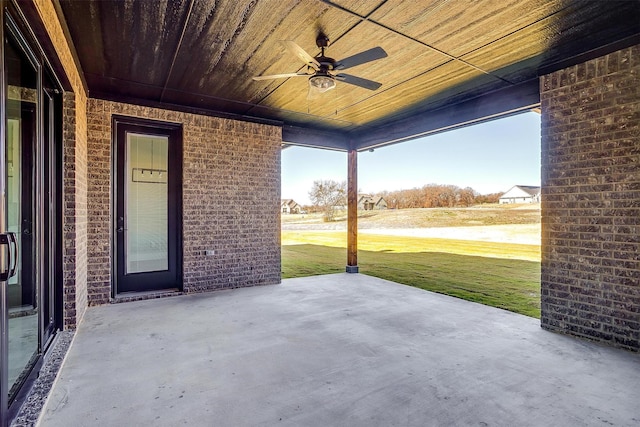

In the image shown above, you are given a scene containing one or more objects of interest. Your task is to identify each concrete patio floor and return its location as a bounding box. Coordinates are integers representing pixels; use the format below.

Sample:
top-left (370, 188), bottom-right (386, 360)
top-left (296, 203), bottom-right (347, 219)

top-left (38, 274), bottom-right (639, 426)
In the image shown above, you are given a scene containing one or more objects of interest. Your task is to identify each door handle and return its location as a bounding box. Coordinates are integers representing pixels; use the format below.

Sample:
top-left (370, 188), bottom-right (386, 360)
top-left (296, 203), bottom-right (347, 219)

top-left (0, 232), bottom-right (18, 281)
top-left (8, 232), bottom-right (17, 278)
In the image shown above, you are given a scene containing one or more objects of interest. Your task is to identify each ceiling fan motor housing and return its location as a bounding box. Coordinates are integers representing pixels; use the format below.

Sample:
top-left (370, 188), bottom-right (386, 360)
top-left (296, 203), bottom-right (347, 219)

top-left (317, 57), bottom-right (335, 73)
top-left (310, 55), bottom-right (337, 92)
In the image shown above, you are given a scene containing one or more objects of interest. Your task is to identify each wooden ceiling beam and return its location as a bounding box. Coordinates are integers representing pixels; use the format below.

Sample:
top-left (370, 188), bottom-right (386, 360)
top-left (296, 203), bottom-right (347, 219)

top-left (352, 78), bottom-right (540, 151)
top-left (282, 124), bottom-right (350, 151)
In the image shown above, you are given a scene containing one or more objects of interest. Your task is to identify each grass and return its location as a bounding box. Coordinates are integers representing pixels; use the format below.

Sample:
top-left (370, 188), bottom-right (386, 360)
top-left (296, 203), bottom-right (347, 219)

top-left (282, 230), bottom-right (541, 318)
top-left (282, 204), bottom-right (541, 229)
top-left (283, 231), bottom-right (540, 261)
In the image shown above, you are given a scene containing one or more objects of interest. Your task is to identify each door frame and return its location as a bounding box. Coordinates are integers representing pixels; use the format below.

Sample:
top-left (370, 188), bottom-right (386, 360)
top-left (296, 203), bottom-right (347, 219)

top-left (111, 116), bottom-right (183, 296)
top-left (41, 74), bottom-right (63, 350)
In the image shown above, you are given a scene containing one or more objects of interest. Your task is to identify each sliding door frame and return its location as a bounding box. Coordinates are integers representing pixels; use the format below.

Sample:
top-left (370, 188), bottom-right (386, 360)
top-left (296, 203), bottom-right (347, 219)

top-left (1, 2), bottom-right (64, 424)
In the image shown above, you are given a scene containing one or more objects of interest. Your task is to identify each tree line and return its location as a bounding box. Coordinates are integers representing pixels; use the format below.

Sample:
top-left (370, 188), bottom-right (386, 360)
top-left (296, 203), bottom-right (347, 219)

top-left (307, 180), bottom-right (502, 221)
top-left (377, 184), bottom-right (502, 209)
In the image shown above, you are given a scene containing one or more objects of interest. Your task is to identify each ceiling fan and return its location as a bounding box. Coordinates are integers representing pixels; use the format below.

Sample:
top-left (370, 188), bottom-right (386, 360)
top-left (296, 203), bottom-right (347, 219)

top-left (252, 34), bottom-right (387, 94)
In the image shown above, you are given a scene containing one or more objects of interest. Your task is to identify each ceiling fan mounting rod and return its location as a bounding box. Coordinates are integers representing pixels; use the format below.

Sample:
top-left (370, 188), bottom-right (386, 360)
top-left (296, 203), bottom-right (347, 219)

top-left (316, 33), bottom-right (330, 49)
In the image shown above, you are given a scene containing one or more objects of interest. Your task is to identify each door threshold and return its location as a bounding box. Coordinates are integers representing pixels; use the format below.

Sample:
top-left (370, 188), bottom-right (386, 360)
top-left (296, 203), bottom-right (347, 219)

top-left (112, 288), bottom-right (182, 304)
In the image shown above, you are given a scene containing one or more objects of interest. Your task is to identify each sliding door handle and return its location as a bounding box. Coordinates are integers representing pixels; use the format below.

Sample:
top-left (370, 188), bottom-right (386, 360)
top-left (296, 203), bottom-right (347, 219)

top-left (0, 232), bottom-right (18, 281)
top-left (8, 232), bottom-right (17, 278)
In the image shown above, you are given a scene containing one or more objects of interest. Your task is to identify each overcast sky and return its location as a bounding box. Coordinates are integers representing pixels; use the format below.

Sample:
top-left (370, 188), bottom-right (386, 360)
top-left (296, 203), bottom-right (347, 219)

top-left (282, 111), bottom-right (541, 205)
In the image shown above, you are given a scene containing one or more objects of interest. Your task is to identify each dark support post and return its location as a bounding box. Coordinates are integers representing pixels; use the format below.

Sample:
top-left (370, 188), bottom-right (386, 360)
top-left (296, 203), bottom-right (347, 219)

top-left (346, 149), bottom-right (358, 273)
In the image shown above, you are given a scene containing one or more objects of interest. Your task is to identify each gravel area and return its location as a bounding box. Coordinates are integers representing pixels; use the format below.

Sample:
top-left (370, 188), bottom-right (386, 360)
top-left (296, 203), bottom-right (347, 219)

top-left (11, 331), bottom-right (74, 427)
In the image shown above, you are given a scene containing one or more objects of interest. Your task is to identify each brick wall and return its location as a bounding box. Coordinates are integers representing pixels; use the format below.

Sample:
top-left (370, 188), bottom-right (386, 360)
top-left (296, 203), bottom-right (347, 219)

top-left (540, 44), bottom-right (639, 351)
top-left (87, 100), bottom-right (282, 304)
top-left (61, 92), bottom-right (88, 329)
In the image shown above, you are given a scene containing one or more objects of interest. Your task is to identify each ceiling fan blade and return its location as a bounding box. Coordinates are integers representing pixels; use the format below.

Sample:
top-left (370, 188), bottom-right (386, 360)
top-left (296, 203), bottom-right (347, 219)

top-left (252, 72), bottom-right (310, 81)
top-left (335, 73), bottom-right (382, 91)
top-left (334, 47), bottom-right (387, 70)
top-left (282, 41), bottom-right (320, 70)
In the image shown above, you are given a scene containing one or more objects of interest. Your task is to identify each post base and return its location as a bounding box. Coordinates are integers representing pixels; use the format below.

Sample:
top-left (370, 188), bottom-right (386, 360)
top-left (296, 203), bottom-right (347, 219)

top-left (346, 265), bottom-right (359, 274)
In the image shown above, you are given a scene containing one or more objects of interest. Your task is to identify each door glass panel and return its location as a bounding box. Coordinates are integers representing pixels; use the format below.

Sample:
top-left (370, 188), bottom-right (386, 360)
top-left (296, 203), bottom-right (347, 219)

top-left (5, 34), bottom-right (38, 401)
top-left (126, 133), bottom-right (169, 273)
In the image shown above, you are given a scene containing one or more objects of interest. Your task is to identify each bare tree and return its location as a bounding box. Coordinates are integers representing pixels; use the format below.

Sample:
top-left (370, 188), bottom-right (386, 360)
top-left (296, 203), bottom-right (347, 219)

top-left (475, 192), bottom-right (502, 205)
top-left (459, 187), bottom-right (478, 207)
top-left (370, 184), bottom-right (497, 208)
top-left (309, 180), bottom-right (347, 221)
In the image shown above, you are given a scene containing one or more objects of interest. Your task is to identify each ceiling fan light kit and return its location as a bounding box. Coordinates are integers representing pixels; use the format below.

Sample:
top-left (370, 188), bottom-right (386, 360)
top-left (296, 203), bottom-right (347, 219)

top-left (252, 33), bottom-right (387, 94)
top-left (309, 75), bottom-right (336, 92)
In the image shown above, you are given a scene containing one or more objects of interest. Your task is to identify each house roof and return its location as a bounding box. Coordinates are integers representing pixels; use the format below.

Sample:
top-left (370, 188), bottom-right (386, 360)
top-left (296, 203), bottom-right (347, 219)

top-left (358, 194), bottom-right (386, 204)
top-left (500, 185), bottom-right (541, 198)
top-left (54, 0), bottom-right (640, 151)
top-left (373, 196), bottom-right (386, 205)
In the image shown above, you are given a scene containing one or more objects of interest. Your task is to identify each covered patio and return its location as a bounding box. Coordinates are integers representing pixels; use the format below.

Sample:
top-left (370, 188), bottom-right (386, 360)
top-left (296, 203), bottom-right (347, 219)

top-left (37, 274), bottom-right (640, 426)
top-left (1, 1), bottom-right (638, 424)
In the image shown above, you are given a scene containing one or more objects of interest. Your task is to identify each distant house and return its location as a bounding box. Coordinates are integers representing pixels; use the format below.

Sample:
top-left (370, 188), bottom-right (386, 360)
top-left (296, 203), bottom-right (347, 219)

top-left (281, 199), bottom-right (302, 214)
top-left (357, 194), bottom-right (388, 210)
top-left (499, 185), bottom-right (541, 204)
top-left (374, 196), bottom-right (388, 210)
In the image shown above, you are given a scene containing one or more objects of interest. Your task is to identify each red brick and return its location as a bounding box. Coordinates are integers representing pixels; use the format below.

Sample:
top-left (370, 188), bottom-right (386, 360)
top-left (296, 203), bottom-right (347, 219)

top-left (541, 44), bottom-right (640, 352)
top-left (86, 100), bottom-right (282, 304)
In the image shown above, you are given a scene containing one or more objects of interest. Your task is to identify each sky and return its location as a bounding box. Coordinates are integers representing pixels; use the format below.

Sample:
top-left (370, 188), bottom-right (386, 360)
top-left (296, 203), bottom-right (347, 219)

top-left (282, 111), bottom-right (541, 206)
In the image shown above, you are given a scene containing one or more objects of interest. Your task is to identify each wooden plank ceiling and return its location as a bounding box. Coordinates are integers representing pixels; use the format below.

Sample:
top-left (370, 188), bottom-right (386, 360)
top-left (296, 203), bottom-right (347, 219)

top-left (58, 0), bottom-right (640, 150)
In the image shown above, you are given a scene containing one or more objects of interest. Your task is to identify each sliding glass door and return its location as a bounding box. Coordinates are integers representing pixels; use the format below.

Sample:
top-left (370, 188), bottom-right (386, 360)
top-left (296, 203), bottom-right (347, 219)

top-left (1, 8), bottom-right (62, 425)
top-left (3, 18), bottom-right (39, 412)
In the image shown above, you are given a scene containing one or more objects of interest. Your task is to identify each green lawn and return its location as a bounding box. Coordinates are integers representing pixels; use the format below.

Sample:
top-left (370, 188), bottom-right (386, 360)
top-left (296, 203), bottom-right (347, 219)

top-left (282, 231), bottom-right (541, 318)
